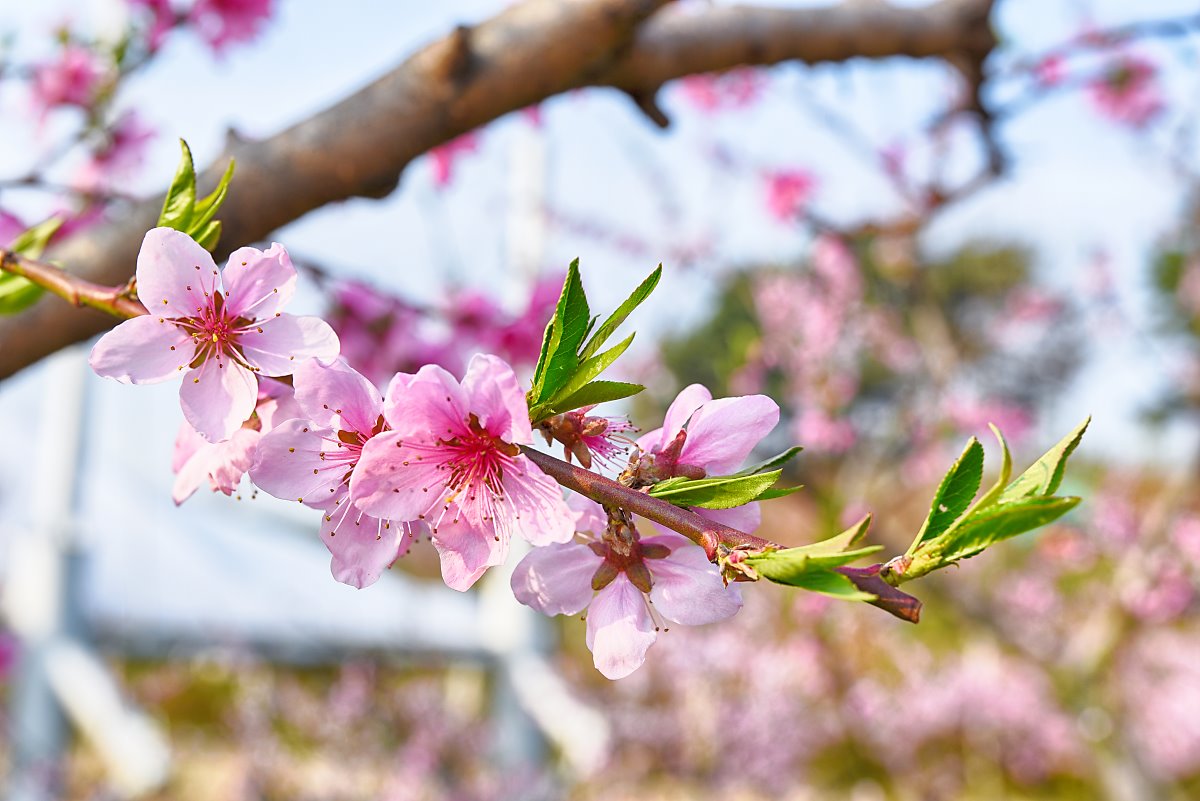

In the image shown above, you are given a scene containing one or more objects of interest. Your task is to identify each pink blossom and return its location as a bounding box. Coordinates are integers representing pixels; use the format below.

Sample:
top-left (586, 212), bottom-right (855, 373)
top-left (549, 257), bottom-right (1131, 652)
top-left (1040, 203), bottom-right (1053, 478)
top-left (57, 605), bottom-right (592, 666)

top-left (1088, 54), bottom-right (1164, 128)
top-left (427, 132), bottom-right (480, 189)
top-left (89, 228), bottom-right (340, 442)
top-left (0, 210), bottom-right (26, 246)
top-left (126, 0), bottom-right (176, 51)
top-left (943, 395), bottom-right (1033, 442)
top-left (351, 354), bottom-right (575, 588)
top-left (250, 359), bottom-right (426, 589)
top-left (539, 405), bottom-right (636, 471)
top-left (795, 407), bottom-right (856, 454)
top-left (633, 383), bottom-right (779, 533)
top-left (1032, 54), bottom-right (1066, 87)
top-left (31, 45), bottom-right (107, 117)
top-left (75, 112), bottom-right (155, 192)
top-left (188, 0), bottom-right (275, 52)
top-left (511, 498), bottom-right (742, 679)
top-left (678, 69), bottom-right (763, 113)
top-left (171, 379), bottom-right (299, 504)
top-left (764, 169), bottom-right (816, 222)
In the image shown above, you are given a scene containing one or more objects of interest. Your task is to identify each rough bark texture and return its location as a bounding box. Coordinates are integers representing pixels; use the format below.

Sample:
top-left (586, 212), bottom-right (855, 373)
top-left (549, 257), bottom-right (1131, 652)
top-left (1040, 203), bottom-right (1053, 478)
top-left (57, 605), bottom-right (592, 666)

top-left (0, 0), bottom-right (993, 379)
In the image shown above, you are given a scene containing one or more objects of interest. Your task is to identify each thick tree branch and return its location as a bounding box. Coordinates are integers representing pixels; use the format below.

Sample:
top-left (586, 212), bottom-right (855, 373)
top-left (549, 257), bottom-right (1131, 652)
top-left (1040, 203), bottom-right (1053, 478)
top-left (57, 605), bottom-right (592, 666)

top-left (0, 0), bottom-right (993, 379)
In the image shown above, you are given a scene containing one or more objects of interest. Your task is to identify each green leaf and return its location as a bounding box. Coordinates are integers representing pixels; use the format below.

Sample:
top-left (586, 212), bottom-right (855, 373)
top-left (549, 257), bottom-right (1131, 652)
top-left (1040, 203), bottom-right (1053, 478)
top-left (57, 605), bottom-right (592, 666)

top-left (745, 518), bottom-right (881, 599)
top-left (192, 219), bottom-right (222, 252)
top-left (9, 217), bottom-right (63, 259)
top-left (547, 332), bottom-right (634, 408)
top-left (907, 437), bottom-right (984, 554)
top-left (159, 139), bottom-right (197, 231)
top-left (529, 260), bottom-right (590, 405)
top-left (648, 470), bottom-right (782, 510)
top-left (755, 484), bottom-right (804, 501)
top-left (998, 417), bottom-right (1089, 503)
top-left (0, 216), bottom-right (64, 315)
top-left (540, 380), bottom-right (644, 419)
top-left (733, 446), bottom-right (804, 478)
top-left (190, 158), bottom-right (236, 238)
top-left (970, 423), bottom-right (1013, 512)
top-left (578, 264), bottom-right (661, 361)
top-left (914, 496), bottom-right (1081, 571)
top-left (0, 274), bottom-right (44, 314)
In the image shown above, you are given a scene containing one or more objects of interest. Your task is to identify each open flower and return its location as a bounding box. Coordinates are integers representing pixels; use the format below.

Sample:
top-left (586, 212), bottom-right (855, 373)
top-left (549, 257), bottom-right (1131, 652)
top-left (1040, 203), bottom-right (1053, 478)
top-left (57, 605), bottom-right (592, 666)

top-left (631, 383), bottom-right (779, 532)
top-left (89, 228), bottom-right (339, 442)
top-left (172, 378), bottom-right (300, 504)
top-left (249, 359), bottom-right (421, 589)
top-left (351, 354), bottom-right (574, 588)
top-left (512, 498), bottom-right (742, 679)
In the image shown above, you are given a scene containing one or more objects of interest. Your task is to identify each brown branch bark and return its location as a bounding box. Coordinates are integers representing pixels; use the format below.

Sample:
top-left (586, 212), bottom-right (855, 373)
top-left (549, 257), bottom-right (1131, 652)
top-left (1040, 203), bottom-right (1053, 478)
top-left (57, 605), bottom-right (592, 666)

top-left (0, 0), bottom-right (994, 380)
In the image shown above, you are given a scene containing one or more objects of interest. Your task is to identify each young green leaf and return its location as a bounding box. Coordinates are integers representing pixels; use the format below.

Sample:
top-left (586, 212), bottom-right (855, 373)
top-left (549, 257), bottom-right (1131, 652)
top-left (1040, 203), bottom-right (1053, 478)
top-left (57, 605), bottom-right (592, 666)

top-left (907, 495), bottom-right (1081, 579)
top-left (547, 332), bottom-right (634, 409)
top-left (192, 219), bottom-right (222, 252)
top-left (190, 158), bottom-right (236, 232)
top-left (969, 423), bottom-right (1013, 512)
top-left (539, 380), bottom-right (644, 420)
top-left (0, 274), bottom-right (44, 314)
top-left (732, 446), bottom-right (804, 478)
top-left (907, 437), bottom-right (984, 554)
top-left (577, 264), bottom-right (661, 361)
top-left (0, 216), bottom-right (65, 314)
top-left (745, 518), bottom-right (881, 599)
top-left (998, 417), bottom-right (1090, 502)
top-left (8, 217), bottom-right (63, 259)
top-left (159, 139), bottom-right (197, 230)
top-left (529, 260), bottom-right (590, 405)
top-left (648, 470), bottom-right (782, 510)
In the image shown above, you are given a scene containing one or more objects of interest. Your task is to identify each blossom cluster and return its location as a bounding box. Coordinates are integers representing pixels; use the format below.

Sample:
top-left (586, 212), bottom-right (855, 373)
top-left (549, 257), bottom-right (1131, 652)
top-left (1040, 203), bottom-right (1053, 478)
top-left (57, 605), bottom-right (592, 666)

top-left (89, 228), bottom-right (777, 679)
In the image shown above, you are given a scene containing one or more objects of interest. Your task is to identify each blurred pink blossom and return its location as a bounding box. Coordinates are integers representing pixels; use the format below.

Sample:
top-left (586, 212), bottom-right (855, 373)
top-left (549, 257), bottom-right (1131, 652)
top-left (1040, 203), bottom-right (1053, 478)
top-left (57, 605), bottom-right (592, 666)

top-left (1088, 54), bottom-right (1164, 128)
top-left (764, 168), bottom-right (816, 222)
top-left (127, 0), bottom-right (176, 50)
top-left (1033, 53), bottom-right (1067, 87)
top-left (678, 68), bottom-right (763, 112)
top-left (189, 0), bottom-right (275, 51)
top-left (943, 395), bottom-right (1033, 442)
top-left (0, 210), bottom-right (26, 246)
top-left (428, 131), bottom-right (480, 188)
top-left (75, 111), bottom-right (156, 191)
top-left (31, 45), bottom-right (107, 117)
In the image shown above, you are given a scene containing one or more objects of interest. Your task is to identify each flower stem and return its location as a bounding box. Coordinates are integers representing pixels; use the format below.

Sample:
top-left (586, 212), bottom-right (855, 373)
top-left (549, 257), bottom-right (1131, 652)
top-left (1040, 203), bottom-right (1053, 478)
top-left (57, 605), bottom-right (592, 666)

top-left (0, 249), bottom-right (146, 318)
top-left (519, 445), bottom-right (775, 560)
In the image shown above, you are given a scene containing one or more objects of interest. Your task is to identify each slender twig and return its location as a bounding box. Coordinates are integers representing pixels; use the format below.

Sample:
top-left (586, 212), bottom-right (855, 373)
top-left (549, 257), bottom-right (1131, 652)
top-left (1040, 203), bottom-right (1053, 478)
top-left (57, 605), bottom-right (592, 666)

top-left (520, 445), bottom-right (774, 559)
top-left (0, 250), bottom-right (145, 318)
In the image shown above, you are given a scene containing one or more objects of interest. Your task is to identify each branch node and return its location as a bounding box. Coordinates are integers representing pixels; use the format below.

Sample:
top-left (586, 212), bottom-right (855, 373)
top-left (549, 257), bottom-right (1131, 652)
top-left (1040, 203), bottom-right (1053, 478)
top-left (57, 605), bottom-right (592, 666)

top-left (625, 87), bottom-right (670, 128)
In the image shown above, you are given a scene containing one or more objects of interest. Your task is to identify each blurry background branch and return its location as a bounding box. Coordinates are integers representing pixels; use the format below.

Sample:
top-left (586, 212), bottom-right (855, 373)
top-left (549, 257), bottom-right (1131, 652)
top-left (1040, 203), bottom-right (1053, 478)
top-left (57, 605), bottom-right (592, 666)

top-left (0, 0), bottom-right (994, 380)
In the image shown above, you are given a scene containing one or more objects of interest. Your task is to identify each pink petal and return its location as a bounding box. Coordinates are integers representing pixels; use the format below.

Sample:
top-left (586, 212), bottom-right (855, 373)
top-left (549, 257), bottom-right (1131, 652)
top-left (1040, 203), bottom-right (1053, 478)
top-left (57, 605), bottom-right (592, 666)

top-left (662, 384), bottom-right (713, 440)
top-left (634, 426), bottom-right (664, 453)
top-left (461, 353), bottom-right (532, 445)
top-left (431, 514), bottom-right (507, 591)
top-left (700, 503), bottom-right (761, 534)
top-left (249, 419), bottom-right (348, 507)
top-left (293, 358), bottom-right (382, 434)
top-left (221, 242), bottom-right (297, 320)
top-left (179, 359), bottom-right (258, 442)
top-left (351, 432), bottom-right (445, 522)
top-left (255, 386), bottom-right (302, 432)
top-left (586, 575), bottom-right (657, 680)
top-left (678, 394), bottom-right (779, 474)
top-left (570, 495), bottom-right (608, 536)
top-left (88, 315), bottom-right (193, 384)
top-left (381, 363), bottom-right (469, 440)
top-left (499, 454), bottom-right (575, 545)
top-left (648, 542), bottom-right (742, 626)
top-left (172, 427), bottom-right (259, 505)
top-left (239, 314), bottom-right (340, 376)
top-left (511, 542), bottom-right (601, 616)
top-left (135, 227), bottom-right (219, 319)
top-left (321, 507), bottom-right (414, 589)
top-left (171, 420), bottom-right (205, 473)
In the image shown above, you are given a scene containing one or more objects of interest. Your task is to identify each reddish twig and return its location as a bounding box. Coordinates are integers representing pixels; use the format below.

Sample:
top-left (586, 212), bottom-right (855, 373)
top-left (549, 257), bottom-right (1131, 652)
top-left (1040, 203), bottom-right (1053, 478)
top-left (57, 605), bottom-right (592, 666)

top-left (0, 249), bottom-right (146, 319)
top-left (520, 445), bottom-right (775, 560)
